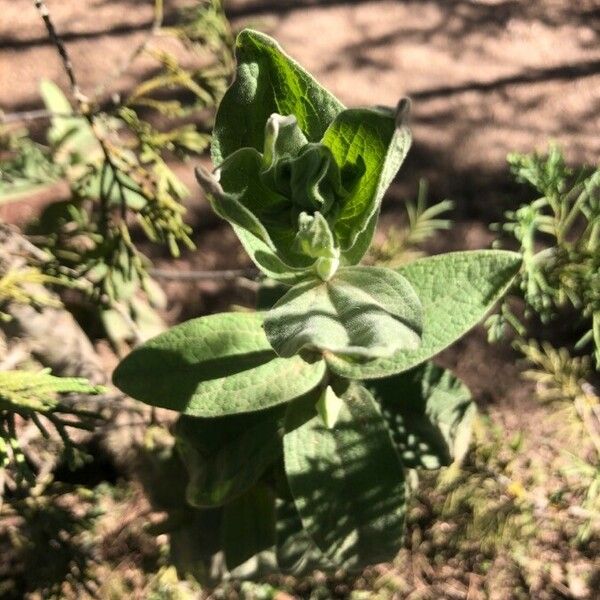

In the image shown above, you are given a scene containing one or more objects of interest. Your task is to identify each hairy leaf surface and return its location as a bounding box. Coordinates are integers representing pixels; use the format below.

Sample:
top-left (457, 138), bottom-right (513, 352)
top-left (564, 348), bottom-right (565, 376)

top-left (222, 484), bottom-right (276, 571)
top-left (326, 250), bottom-right (521, 378)
top-left (112, 312), bottom-right (326, 416)
top-left (175, 406), bottom-right (285, 507)
top-left (283, 384), bottom-right (406, 568)
top-left (322, 105), bottom-right (411, 259)
top-left (212, 29), bottom-right (345, 164)
top-left (371, 363), bottom-right (475, 469)
top-left (276, 496), bottom-right (333, 574)
top-left (264, 266), bottom-right (422, 359)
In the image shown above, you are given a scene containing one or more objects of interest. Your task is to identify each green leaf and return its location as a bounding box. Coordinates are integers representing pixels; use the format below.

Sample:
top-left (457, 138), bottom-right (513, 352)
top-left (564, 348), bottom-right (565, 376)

top-left (316, 386), bottom-right (344, 429)
top-left (199, 121), bottom-right (346, 283)
top-left (293, 212), bottom-right (337, 260)
top-left (77, 162), bottom-right (147, 210)
top-left (322, 103), bottom-right (412, 258)
top-left (195, 157), bottom-right (314, 283)
top-left (207, 142), bottom-right (336, 271)
top-left (326, 250), bottom-right (521, 379)
top-left (205, 31), bottom-right (414, 279)
top-left (0, 369), bottom-right (103, 413)
top-left (283, 383), bottom-right (406, 569)
top-left (112, 312), bottom-right (326, 416)
top-left (370, 362), bottom-right (475, 469)
top-left (175, 406), bottom-right (285, 507)
top-left (264, 266), bottom-right (422, 359)
top-left (196, 153), bottom-right (285, 255)
top-left (262, 113), bottom-right (310, 171)
top-left (276, 496), bottom-right (333, 574)
top-left (234, 225), bottom-right (311, 284)
top-left (212, 29), bottom-right (345, 165)
top-left (39, 79), bottom-right (100, 166)
top-left (222, 484), bottom-right (276, 571)
top-left (166, 507), bottom-right (224, 585)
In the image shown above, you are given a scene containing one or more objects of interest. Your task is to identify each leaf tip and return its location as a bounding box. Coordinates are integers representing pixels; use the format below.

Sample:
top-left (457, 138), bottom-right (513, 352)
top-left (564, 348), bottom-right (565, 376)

top-left (395, 97), bottom-right (412, 128)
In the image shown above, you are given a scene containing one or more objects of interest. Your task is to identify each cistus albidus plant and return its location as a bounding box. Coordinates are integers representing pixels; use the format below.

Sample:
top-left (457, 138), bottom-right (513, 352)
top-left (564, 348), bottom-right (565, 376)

top-left (113, 30), bottom-right (521, 576)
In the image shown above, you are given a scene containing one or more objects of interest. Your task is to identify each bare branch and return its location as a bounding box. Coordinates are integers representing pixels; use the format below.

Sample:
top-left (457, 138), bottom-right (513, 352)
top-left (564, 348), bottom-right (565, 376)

top-left (0, 108), bottom-right (75, 124)
top-left (149, 267), bottom-right (258, 282)
top-left (33, 0), bottom-right (85, 104)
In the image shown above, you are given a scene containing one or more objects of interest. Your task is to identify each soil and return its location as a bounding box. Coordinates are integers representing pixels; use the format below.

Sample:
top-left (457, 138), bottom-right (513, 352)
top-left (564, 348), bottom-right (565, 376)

top-left (2, 0), bottom-right (599, 211)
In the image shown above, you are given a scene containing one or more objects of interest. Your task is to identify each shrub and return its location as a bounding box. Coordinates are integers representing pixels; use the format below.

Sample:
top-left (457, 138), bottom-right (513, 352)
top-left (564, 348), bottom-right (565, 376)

top-left (113, 30), bottom-right (521, 576)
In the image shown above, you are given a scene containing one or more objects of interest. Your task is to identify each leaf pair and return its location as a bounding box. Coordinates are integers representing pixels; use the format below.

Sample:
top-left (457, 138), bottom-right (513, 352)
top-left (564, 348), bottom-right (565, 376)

top-left (196, 30), bottom-right (412, 283)
top-left (279, 361), bottom-right (475, 572)
top-left (169, 361), bottom-right (474, 573)
top-left (113, 250), bottom-right (521, 417)
top-left (264, 266), bottom-right (422, 360)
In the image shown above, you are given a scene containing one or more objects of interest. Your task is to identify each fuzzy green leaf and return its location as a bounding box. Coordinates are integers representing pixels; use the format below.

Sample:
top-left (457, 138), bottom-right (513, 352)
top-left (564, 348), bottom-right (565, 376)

top-left (205, 31), bottom-right (414, 279)
top-left (234, 225), bottom-right (311, 283)
top-left (195, 153), bottom-right (319, 283)
top-left (199, 122), bottom-right (345, 282)
top-left (283, 383), bottom-right (406, 569)
top-left (195, 153), bottom-right (289, 263)
top-left (212, 29), bottom-right (345, 165)
top-left (112, 312), bottom-right (326, 416)
top-left (175, 406), bottom-right (285, 507)
top-left (322, 103), bottom-right (412, 259)
top-left (40, 79), bottom-right (100, 165)
top-left (316, 385), bottom-right (345, 429)
top-left (326, 250), bottom-right (521, 379)
top-left (276, 496), bottom-right (333, 574)
top-left (222, 484), bottom-right (276, 571)
top-left (264, 266), bottom-right (422, 359)
top-left (293, 211), bottom-right (337, 260)
top-left (371, 363), bottom-right (475, 469)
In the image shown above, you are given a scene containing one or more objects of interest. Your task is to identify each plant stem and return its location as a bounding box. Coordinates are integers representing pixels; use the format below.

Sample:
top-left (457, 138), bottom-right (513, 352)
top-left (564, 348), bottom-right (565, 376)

top-left (0, 109), bottom-right (75, 124)
top-left (33, 0), bottom-right (84, 104)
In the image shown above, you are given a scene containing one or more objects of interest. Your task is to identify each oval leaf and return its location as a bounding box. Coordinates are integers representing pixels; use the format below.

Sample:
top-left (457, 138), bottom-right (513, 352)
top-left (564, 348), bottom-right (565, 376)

top-left (370, 362), bottom-right (475, 469)
top-left (326, 250), bottom-right (521, 379)
top-left (264, 266), bottom-right (422, 359)
top-left (175, 406), bottom-right (285, 507)
top-left (222, 484), bottom-right (276, 571)
top-left (212, 29), bottom-right (345, 164)
top-left (283, 383), bottom-right (407, 568)
top-left (322, 103), bottom-right (412, 259)
top-left (276, 496), bottom-right (333, 575)
top-left (112, 312), bottom-right (326, 416)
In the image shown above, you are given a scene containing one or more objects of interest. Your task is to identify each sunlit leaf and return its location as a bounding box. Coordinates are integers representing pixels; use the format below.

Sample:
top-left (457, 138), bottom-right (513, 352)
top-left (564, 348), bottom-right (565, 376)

top-left (113, 312), bottom-right (326, 416)
top-left (284, 383), bottom-right (406, 569)
top-left (326, 250), bottom-right (521, 378)
top-left (264, 266), bottom-right (422, 359)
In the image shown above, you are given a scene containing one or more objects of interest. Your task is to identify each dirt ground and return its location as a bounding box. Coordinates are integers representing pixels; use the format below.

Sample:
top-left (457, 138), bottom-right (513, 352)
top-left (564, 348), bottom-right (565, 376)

top-left (1, 0), bottom-right (599, 212)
